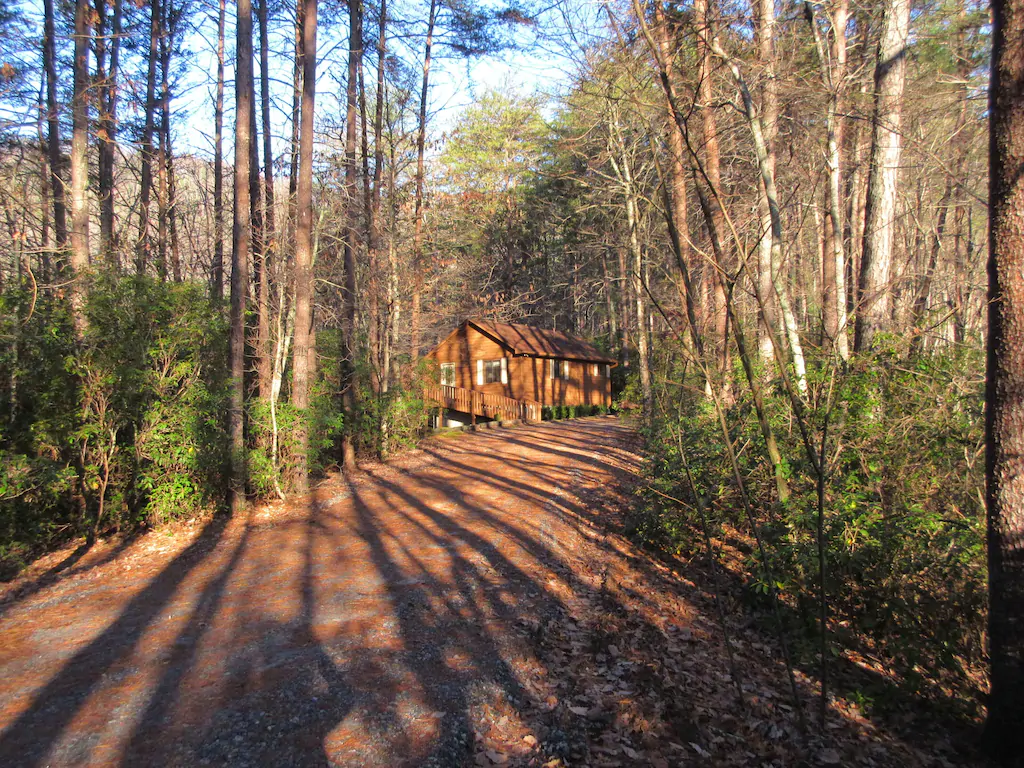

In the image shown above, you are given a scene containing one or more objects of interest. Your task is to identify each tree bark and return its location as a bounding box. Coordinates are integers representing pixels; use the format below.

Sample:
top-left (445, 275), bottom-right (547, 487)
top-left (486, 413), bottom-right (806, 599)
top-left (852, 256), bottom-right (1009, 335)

top-left (230, 0), bottom-right (254, 511)
top-left (855, 0), bottom-right (910, 352)
top-left (292, 0), bottom-right (317, 494)
top-left (984, 0), bottom-right (1024, 756)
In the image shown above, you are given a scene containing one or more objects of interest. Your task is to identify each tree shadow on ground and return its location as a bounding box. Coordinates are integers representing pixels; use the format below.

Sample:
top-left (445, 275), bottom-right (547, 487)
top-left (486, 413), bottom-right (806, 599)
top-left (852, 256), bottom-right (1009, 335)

top-left (0, 535), bottom-right (136, 620)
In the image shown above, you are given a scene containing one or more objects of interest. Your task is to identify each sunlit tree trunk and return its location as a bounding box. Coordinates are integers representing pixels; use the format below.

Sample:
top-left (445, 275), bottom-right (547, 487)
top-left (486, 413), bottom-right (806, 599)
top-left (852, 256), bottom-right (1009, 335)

top-left (805, 0), bottom-right (849, 360)
top-left (704, 19), bottom-right (808, 391)
top-left (292, 0), bottom-right (317, 494)
top-left (856, 0), bottom-right (910, 352)
top-left (754, 0), bottom-right (778, 364)
top-left (230, 0), bottom-right (254, 511)
top-left (69, 0), bottom-right (91, 331)
top-left (984, 0), bottom-right (1024, 756)
top-left (693, 0), bottom-right (731, 393)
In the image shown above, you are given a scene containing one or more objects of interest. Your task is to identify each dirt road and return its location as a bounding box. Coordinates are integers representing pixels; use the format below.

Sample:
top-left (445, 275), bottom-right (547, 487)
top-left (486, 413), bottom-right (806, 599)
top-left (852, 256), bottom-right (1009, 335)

top-left (0, 418), bottom-right (975, 767)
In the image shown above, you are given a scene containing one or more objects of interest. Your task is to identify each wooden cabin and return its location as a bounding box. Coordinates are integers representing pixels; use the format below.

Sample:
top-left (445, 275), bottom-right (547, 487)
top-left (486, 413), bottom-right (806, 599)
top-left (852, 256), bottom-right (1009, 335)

top-left (425, 319), bottom-right (616, 425)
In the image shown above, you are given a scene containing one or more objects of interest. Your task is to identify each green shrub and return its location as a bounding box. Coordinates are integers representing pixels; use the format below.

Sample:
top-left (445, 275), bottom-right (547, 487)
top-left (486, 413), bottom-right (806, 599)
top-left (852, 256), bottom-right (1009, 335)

top-left (0, 277), bottom-right (229, 571)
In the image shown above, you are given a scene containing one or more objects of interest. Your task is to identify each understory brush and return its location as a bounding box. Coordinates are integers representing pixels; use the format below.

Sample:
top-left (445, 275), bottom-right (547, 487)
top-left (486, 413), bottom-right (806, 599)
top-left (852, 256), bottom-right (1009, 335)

top-left (630, 345), bottom-right (987, 720)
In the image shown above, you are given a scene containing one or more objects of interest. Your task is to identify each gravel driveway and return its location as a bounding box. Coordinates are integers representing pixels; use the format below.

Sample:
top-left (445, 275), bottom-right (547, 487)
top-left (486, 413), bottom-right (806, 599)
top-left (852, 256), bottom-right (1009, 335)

top-left (0, 419), bottom-right (643, 767)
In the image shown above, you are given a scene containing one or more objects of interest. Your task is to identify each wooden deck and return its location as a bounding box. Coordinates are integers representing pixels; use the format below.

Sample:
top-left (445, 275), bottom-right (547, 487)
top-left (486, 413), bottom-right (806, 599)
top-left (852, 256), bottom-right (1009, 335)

top-left (425, 384), bottom-right (541, 423)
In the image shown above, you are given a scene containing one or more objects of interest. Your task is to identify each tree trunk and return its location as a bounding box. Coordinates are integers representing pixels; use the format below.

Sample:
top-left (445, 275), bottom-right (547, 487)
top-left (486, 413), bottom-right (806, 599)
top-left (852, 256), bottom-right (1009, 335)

top-left (694, 0), bottom-right (731, 392)
top-left (705, 23), bottom-right (808, 391)
top-left (230, 0), bottom-right (254, 511)
top-left (409, 0), bottom-right (438, 360)
top-left (855, 0), bottom-right (910, 352)
top-left (258, 0), bottom-right (276, 400)
top-left (94, 0), bottom-right (122, 268)
top-left (289, 0), bottom-right (303, 218)
top-left (212, 0), bottom-right (225, 300)
top-left (340, 0), bottom-right (362, 470)
top-left (755, 0), bottom-right (778, 364)
top-left (246, 16), bottom-right (266, 402)
top-left (371, 0), bottom-right (387, 389)
top-left (292, 0), bottom-right (317, 494)
top-left (984, 0), bottom-right (1024, 757)
top-left (156, 0), bottom-right (174, 281)
top-left (138, 0), bottom-right (160, 275)
top-left (42, 0), bottom-right (67, 256)
top-left (805, 0), bottom-right (849, 360)
top-left (70, 0), bottom-right (91, 332)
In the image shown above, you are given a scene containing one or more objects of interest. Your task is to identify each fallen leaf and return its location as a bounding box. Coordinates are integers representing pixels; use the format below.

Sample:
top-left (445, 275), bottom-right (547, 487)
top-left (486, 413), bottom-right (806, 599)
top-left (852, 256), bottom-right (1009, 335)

top-left (818, 748), bottom-right (841, 765)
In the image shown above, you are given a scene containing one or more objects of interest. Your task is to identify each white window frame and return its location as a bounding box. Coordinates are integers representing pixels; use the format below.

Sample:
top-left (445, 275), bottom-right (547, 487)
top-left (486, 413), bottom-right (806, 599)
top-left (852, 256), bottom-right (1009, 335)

top-left (440, 362), bottom-right (455, 386)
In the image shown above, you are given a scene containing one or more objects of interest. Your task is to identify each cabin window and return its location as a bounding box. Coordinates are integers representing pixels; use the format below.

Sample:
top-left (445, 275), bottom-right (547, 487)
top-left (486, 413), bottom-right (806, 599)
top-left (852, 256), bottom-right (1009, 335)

top-left (605, 364), bottom-right (611, 378)
top-left (592, 363), bottom-right (599, 377)
top-left (485, 360), bottom-right (505, 385)
top-left (440, 362), bottom-right (455, 386)
top-left (478, 359), bottom-right (505, 385)
top-left (549, 359), bottom-right (569, 380)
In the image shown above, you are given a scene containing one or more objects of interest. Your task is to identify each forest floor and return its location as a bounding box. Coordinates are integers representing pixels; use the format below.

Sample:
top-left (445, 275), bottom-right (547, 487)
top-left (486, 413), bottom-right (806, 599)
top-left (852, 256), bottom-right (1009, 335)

top-left (0, 417), bottom-right (989, 767)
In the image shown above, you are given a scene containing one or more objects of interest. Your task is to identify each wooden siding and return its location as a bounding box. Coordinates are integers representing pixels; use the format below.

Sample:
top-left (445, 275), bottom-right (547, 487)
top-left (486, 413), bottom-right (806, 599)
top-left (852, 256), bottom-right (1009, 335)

top-left (428, 323), bottom-right (610, 407)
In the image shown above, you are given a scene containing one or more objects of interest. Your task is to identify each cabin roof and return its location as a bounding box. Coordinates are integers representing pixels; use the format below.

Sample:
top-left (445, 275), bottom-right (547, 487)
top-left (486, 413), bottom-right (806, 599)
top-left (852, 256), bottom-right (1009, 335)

top-left (467, 319), bottom-right (617, 364)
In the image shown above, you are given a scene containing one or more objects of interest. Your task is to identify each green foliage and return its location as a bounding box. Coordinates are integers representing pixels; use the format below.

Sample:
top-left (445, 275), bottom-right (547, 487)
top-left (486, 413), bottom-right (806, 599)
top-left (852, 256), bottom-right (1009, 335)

top-left (349, 355), bottom-right (432, 460)
top-left (0, 277), bottom-right (229, 575)
top-left (633, 346), bottom-right (987, 712)
top-left (247, 332), bottom-right (344, 497)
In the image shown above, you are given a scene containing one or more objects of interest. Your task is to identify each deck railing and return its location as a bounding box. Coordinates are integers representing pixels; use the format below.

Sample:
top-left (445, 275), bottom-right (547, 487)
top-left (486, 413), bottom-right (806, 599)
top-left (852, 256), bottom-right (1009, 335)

top-left (425, 384), bottom-right (540, 423)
